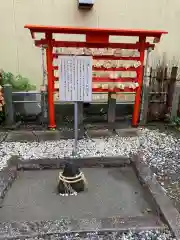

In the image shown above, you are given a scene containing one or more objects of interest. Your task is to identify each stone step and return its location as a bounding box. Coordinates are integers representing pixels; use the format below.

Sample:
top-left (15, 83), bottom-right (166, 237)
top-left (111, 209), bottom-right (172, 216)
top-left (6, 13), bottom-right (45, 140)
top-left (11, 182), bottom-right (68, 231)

top-left (0, 215), bottom-right (166, 239)
top-left (77, 215), bottom-right (166, 233)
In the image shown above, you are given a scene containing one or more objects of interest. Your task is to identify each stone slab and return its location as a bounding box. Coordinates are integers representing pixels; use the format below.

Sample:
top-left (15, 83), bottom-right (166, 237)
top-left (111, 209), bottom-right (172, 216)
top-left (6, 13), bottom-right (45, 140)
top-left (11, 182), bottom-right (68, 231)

top-left (0, 132), bottom-right (8, 142)
top-left (17, 156), bottom-right (130, 170)
top-left (116, 128), bottom-right (140, 137)
top-left (132, 154), bottom-right (180, 239)
top-left (86, 129), bottom-right (114, 138)
top-left (0, 167), bottom-right (154, 221)
top-left (5, 131), bottom-right (37, 142)
top-left (0, 215), bottom-right (166, 240)
top-left (5, 129), bottom-right (85, 142)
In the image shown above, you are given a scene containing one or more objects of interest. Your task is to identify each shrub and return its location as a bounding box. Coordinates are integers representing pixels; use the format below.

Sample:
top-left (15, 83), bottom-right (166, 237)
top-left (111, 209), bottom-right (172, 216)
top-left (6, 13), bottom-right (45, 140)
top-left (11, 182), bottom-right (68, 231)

top-left (1, 70), bottom-right (36, 91)
top-left (0, 70), bottom-right (36, 124)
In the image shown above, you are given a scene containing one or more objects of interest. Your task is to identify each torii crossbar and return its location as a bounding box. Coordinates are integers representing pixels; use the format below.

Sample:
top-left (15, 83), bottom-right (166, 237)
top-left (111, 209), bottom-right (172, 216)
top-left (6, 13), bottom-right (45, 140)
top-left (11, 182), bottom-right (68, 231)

top-left (25, 25), bottom-right (167, 129)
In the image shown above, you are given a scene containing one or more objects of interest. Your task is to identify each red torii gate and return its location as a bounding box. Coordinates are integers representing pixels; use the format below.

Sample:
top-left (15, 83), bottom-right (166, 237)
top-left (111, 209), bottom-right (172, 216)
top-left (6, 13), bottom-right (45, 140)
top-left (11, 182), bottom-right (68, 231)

top-left (25, 25), bottom-right (167, 129)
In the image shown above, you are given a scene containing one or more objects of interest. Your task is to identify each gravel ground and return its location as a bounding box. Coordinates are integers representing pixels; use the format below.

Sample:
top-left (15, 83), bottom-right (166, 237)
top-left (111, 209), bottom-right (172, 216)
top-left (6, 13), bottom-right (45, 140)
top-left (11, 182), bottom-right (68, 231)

top-left (9, 229), bottom-right (176, 240)
top-left (1, 128), bottom-right (180, 199)
top-left (0, 128), bottom-right (179, 173)
top-left (0, 127), bottom-right (180, 239)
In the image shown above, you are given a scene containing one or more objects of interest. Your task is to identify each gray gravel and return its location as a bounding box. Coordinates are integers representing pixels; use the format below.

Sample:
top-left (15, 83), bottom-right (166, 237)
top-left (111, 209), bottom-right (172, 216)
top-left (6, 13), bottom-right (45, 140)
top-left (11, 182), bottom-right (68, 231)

top-left (1, 127), bottom-right (180, 202)
top-left (0, 128), bottom-right (179, 174)
top-left (0, 127), bottom-right (179, 239)
top-left (10, 229), bottom-right (176, 240)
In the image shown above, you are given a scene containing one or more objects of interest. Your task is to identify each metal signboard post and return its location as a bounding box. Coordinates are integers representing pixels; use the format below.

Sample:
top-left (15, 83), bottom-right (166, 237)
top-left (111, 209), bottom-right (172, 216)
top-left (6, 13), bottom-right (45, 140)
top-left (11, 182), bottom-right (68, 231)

top-left (59, 56), bottom-right (92, 155)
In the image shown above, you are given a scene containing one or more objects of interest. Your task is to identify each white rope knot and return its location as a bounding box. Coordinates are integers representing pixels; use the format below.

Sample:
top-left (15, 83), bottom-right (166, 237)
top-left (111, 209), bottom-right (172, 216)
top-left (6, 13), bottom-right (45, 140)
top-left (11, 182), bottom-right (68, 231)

top-left (58, 171), bottom-right (88, 196)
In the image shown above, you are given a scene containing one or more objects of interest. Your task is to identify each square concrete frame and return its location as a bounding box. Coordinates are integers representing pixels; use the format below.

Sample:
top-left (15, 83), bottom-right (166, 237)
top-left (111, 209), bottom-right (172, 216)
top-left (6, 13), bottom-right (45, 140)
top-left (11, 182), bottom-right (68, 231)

top-left (0, 154), bottom-right (179, 239)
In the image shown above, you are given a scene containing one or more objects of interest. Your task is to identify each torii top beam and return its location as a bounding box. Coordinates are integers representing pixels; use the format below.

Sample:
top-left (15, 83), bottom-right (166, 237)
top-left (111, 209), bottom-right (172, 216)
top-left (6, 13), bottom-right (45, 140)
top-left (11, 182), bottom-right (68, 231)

top-left (25, 25), bottom-right (167, 39)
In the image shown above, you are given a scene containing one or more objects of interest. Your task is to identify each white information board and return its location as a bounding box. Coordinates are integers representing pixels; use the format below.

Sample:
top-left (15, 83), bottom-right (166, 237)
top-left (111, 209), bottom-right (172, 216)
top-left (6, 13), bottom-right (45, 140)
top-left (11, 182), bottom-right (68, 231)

top-left (59, 56), bottom-right (92, 102)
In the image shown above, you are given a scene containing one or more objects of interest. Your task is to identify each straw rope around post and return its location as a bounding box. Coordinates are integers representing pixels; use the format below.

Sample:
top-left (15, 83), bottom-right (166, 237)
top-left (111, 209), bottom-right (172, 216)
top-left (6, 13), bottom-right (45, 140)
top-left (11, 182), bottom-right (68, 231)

top-left (58, 170), bottom-right (88, 196)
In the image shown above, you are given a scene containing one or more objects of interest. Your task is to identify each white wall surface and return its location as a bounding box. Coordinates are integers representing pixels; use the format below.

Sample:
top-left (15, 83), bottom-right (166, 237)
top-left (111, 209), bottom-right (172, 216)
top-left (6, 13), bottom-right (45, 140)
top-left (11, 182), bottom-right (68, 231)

top-left (0, 0), bottom-right (180, 88)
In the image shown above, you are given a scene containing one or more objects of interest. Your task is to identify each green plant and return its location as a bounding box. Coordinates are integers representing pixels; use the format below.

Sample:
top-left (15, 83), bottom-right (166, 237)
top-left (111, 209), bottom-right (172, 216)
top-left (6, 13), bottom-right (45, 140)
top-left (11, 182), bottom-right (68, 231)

top-left (171, 116), bottom-right (180, 130)
top-left (1, 70), bottom-right (36, 91)
top-left (0, 70), bottom-right (36, 125)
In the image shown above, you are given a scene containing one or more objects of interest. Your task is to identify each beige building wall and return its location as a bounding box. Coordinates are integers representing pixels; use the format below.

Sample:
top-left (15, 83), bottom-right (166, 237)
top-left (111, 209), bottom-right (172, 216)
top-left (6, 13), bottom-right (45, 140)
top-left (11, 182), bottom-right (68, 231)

top-left (0, 0), bottom-right (180, 89)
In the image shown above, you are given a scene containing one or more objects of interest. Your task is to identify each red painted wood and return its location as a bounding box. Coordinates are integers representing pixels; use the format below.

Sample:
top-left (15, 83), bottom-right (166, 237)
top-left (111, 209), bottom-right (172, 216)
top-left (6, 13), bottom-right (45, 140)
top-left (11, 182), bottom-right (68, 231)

top-left (92, 87), bottom-right (136, 93)
top-left (132, 37), bottom-right (146, 127)
top-left (45, 33), bottom-right (56, 129)
top-left (53, 65), bottom-right (138, 71)
top-left (93, 66), bottom-right (138, 71)
top-left (25, 24), bottom-right (167, 128)
top-left (54, 76), bottom-right (137, 82)
top-left (86, 33), bottom-right (109, 43)
top-left (35, 39), bottom-right (154, 50)
top-left (25, 25), bottom-right (167, 37)
top-left (54, 87), bottom-right (137, 93)
top-left (92, 77), bottom-right (137, 82)
top-left (53, 54), bottom-right (140, 61)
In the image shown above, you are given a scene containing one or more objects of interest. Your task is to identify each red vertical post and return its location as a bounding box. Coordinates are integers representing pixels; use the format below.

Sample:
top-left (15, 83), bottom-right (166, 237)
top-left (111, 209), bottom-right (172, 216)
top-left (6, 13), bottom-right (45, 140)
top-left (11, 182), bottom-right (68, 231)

top-left (132, 36), bottom-right (146, 127)
top-left (45, 32), bottom-right (56, 129)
